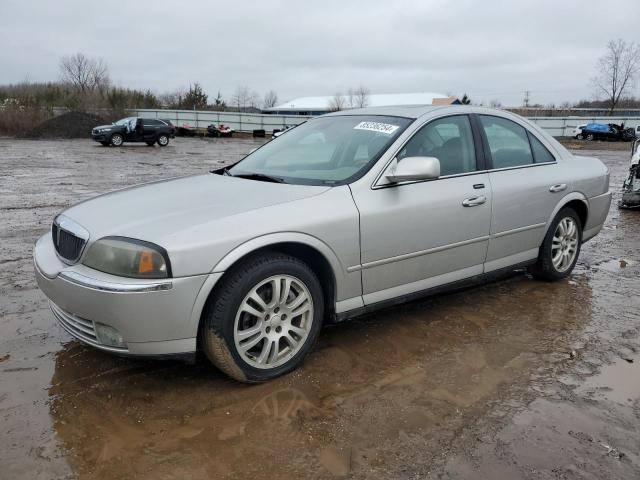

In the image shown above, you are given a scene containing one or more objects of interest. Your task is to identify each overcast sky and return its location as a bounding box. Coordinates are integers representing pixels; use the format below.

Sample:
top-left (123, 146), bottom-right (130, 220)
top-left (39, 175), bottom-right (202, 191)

top-left (2, 0), bottom-right (639, 107)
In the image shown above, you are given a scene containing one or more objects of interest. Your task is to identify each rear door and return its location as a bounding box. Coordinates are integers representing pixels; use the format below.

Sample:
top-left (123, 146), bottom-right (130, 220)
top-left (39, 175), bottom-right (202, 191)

top-left (477, 114), bottom-right (568, 272)
top-left (143, 119), bottom-right (161, 141)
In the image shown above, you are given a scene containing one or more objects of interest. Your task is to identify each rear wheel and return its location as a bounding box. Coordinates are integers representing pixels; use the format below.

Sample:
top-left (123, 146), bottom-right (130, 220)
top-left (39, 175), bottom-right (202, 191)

top-left (586, 133), bottom-right (594, 141)
top-left (110, 133), bottom-right (124, 146)
top-left (530, 208), bottom-right (582, 281)
top-left (200, 253), bottom-right (324, 382)
top-left (157, 135), bottom-right (169, 146)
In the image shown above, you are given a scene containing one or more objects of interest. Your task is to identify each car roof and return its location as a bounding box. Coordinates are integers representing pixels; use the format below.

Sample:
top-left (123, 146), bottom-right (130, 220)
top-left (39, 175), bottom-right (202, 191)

top-left (323, 104), bottom-right (528, 120)
top-left (324, 105), bottom-right (447, 119)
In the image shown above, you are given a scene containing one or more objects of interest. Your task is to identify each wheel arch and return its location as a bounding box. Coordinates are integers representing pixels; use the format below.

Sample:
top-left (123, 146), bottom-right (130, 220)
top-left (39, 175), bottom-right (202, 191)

top-left (189, 233), bottom-right (343, 341)
top-left (546, 192), bottom-right (588, 231)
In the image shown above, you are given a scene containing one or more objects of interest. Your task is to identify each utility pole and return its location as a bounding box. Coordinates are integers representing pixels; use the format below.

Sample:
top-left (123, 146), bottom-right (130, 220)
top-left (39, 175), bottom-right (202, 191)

top-left (523, 90), bottom-right (530, 108)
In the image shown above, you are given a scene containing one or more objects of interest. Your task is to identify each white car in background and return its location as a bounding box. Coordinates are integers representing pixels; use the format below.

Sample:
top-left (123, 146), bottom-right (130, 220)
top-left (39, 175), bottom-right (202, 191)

top-left (573, 124), bottom-right (586, 139)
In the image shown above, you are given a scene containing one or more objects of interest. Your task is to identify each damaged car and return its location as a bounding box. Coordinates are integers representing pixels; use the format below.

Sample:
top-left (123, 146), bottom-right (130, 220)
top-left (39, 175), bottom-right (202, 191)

top-left (35, 106), bottom-right (611, 382)
top-left (619, 139), bottom-right (640, 209)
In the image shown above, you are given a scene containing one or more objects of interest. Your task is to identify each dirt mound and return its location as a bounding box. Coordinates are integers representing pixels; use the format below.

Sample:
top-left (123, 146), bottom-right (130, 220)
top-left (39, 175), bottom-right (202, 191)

top-left (24, 111), bottom-right (106, 139)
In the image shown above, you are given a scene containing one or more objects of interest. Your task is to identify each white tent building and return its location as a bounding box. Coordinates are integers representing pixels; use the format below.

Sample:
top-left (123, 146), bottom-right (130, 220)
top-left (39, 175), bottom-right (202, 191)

top-left (264, 92), bottom-right (460, 115)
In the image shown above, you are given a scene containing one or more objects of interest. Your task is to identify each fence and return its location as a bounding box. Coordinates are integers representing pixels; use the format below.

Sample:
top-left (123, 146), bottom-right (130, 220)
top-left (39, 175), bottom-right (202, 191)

top-left (128, 108), bottom-right (640, 137)
top-left (129, 109), bottom-right (313, 133)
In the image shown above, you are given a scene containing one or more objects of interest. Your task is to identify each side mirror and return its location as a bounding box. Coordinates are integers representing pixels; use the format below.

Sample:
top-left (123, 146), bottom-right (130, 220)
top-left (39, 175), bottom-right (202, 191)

top-left (384, 156), bottom-right (440, 183)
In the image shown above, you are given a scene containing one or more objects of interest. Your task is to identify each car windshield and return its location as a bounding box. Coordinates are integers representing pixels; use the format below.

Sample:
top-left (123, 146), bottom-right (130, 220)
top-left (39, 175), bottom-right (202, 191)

top-left (113, 117), bottom-right (136, 126)
top-left (228, 115), bottom-right (412, 185)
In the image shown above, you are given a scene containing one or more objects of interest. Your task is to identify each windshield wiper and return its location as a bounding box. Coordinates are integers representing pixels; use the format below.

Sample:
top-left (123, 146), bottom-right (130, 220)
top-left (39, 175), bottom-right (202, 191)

top-left (230, 172), bottom-right (285, 183)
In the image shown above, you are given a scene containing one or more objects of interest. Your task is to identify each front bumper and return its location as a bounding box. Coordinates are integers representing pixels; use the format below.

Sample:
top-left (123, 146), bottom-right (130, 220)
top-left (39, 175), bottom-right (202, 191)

top-left (34, 234), bottom-right (209, 356)
top-left (91, 131), bottom-right (110, 142)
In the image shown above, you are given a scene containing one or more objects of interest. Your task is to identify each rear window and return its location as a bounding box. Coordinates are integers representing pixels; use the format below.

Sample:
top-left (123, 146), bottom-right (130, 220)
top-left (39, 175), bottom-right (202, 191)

top-left (528, 133), bottom-right (555, 163)
top-left (479, 115), bottom-right (534, 169)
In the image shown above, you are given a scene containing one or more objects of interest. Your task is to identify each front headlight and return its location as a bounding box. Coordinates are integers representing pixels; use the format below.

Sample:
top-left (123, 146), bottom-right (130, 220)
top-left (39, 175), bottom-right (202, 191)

top-left (83, 237), bottom-right (171, 279)
top-left (97, 127), bottom-right (111, 133)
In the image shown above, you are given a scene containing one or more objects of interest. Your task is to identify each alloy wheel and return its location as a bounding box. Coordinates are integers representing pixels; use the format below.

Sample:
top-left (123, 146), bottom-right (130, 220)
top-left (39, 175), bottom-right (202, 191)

top-left (233, 275), bottom-right (313, 369)
top-left (551, 217), bottom-right (579, 272)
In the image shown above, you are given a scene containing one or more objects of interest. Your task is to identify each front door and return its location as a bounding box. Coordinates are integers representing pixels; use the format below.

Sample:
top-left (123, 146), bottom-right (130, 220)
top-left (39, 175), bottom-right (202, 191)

top-left (350, 114), bottom-right (492, 305)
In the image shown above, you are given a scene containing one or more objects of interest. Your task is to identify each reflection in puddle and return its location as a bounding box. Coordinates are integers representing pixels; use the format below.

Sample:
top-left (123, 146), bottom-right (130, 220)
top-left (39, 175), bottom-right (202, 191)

top-left (48, 273), bottom-right (595, 479)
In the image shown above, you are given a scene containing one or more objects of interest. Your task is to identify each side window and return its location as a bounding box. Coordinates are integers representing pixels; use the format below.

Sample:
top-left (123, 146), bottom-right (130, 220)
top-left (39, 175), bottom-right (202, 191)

top-left (479, 115), bottom-right (534, 169)
top-left (143, 119), bottom-right (161, 126)
top-left (528, 132), bottom-right (555, 163)
top-left (397, 115), bottom-right (476, 176)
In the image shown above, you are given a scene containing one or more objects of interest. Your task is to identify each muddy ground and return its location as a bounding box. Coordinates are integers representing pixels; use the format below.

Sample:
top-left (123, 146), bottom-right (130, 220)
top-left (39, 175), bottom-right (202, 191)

top-left (0, 138), bottom-right (638, 480)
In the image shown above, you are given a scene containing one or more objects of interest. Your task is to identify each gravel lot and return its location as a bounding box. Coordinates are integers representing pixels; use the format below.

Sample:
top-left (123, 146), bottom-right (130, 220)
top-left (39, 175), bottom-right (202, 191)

top-left (1, 137), bottom-right (639, 479)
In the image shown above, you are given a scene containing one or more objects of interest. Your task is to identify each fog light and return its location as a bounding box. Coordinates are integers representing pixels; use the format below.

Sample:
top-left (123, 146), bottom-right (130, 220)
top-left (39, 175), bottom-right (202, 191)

top-left (94, 323), bottom-right (126, 348)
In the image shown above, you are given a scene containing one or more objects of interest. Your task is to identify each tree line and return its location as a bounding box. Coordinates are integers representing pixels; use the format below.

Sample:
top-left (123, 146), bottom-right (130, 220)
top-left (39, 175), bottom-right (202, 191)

top-left (0, 53), bottom-right (281, 113)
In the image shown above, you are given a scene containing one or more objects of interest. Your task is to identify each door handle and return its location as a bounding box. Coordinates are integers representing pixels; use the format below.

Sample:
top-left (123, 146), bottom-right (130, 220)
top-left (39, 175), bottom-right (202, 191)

top-left (549, 183), bottom-right (567, 193)
top-left (462, 195), bottom-right (486, 207)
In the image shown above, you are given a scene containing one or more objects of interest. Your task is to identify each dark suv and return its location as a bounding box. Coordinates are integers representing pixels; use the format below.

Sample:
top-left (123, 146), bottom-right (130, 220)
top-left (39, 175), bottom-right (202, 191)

top-left (91, 117), bottom-right (176, 147)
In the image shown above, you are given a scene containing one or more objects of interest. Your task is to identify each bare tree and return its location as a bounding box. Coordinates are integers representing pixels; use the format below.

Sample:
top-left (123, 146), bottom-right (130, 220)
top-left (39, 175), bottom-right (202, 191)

top-left (59, 53), bottom-right (110, 93)
top-left (346, 87), bottom-right (355, 108)
top-left (460, 93), bottom-right (471, 105)
top-left (353, 85), bottom-right (370, 108)
top-left (249, 90), bottom-right (260, 109)
top-left (263, 90), bottom-right (279, 109)
top-left (231, 86), bottom-right (259, 111)
top-left (593, 39), bottom-right (640, 115)
top-left (328, 93), bottom-right (346, 111)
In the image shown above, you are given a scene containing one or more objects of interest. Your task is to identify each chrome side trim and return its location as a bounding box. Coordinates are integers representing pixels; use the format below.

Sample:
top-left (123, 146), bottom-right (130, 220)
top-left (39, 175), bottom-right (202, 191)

top-left (347, 235), bottom-right (490, 272)
top-left (58, 270), bottom-right (173, 293)
top-left (492, 222), bottom-right (546, 238)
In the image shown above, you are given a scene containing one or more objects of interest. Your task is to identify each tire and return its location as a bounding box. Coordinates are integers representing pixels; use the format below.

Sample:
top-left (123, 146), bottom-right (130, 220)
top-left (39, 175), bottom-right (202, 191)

top-left (586, 133), bottom-right (594, 141)
top-left (530, 208), bottom-right (582, 281)
top-left (146, 141), bottom-right (155, 146)
top-left (200, 252), bottom-right (324, 383)
top-left (110, 133), bottom-right (124, 146)
top-left (157, 134), bottom-right (169, 146)
top-left (576, 134), bottom-right (584, 140)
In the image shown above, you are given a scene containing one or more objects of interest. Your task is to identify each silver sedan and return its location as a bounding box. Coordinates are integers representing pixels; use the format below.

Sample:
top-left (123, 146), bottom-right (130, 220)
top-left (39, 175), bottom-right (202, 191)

top-left (34, 106), bottom-right (611, 382)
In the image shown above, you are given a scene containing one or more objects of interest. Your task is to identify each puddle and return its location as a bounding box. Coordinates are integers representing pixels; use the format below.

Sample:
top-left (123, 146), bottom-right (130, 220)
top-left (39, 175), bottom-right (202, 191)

top-left (578, 355), bottom-right (640, 404)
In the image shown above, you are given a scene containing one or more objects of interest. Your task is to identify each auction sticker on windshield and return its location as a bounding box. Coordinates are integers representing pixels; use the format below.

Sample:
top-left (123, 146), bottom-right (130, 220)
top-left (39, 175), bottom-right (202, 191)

top-left (354, 121), bottom-right (400, 135)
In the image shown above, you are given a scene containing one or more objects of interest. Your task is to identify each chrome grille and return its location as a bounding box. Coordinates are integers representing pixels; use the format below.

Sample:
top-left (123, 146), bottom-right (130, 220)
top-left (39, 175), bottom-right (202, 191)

top-left (52, 216), bottom-right (88, 263)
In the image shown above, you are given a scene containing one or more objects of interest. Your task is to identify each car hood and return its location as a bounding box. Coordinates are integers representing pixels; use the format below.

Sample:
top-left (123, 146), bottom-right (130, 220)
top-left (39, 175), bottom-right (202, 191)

top-left (63, 173), bottom-right (330, 246)
top-left (93, 124), bottom-right (114, 130)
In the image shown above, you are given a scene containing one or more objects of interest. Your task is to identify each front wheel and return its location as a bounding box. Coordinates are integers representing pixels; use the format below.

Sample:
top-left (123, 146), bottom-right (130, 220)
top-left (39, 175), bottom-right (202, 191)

top-left (530, 208), bottom-right (582, 281)
top-left (110, 133), bottom-right (124, 146)
top-left (157, 135), bottom-right (169, 146)
top-left (200, 253), bottom-right (324, 382)
top-left (586, 133), bottom-right (595, 141)
top-left (576, 134), bottom-right (584, 140)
